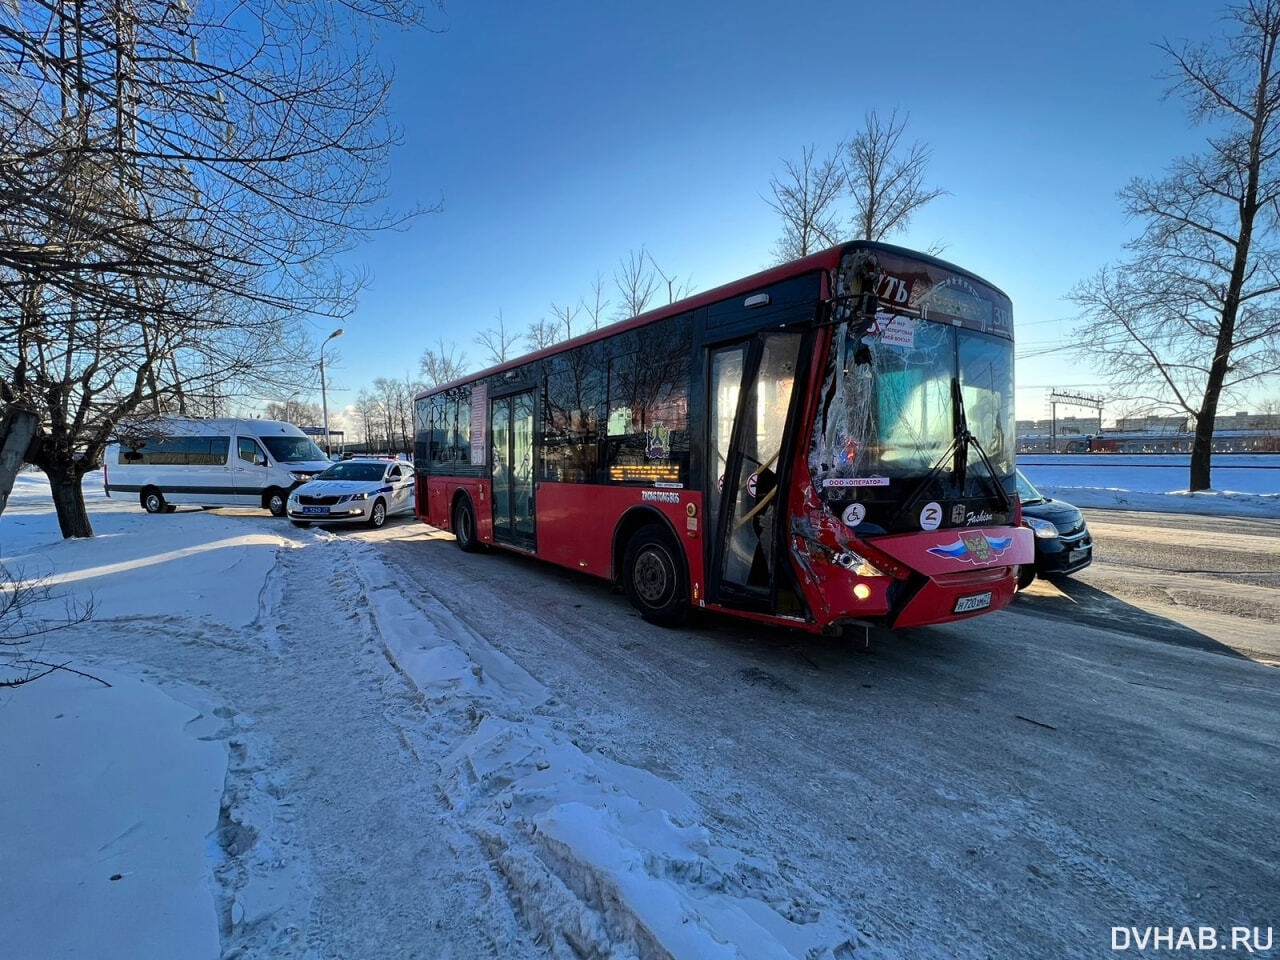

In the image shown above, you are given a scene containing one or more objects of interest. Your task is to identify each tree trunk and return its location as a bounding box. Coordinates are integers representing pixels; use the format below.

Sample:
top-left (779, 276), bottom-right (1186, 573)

top-left (1190, 370), bottom-right (1227, 492)
top-left (46, 463), bottom-right (95, 539)
top-left (0, 406), bottom-right (40, 519)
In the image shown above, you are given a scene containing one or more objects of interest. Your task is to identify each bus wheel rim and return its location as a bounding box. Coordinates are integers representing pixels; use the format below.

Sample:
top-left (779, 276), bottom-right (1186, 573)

top-left (634, 547), bottom-right (673, 605)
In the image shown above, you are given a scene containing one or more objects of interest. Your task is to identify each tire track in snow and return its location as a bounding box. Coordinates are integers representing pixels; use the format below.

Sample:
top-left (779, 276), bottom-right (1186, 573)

top-left (354, 544), bottom-right (873, 960)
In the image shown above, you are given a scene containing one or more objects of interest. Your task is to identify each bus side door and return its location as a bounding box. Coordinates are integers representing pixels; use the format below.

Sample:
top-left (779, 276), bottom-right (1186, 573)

top-left (489, 389), bottom-right (536, 548)
top-left (706, 332), bottom-right (804, 612)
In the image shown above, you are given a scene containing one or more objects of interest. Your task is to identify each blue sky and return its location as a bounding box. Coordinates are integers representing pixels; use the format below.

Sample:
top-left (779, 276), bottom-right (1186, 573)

top-left (313, 0), bottom-right (1255, 426)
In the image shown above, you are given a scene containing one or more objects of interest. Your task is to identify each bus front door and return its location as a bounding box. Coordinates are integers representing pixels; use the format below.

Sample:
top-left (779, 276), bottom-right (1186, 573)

top-left (707, 333), bottom-right (803, 612)
top-left (489, 390), bottom-right (536, 549)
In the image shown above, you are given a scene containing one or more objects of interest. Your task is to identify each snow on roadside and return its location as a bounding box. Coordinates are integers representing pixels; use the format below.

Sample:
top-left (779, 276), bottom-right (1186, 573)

top-left (1, 470), bottom-right (300, 960)
top-left (1017, 456), bottom-right (1279, 518)
top-left (0, 665), bottom-right (226, 960)
top-left (1030, 483), bottom-right (1279, 518)
top-left (3, 469), bottom-right (875, 958)
top-left (356, 549), bottom-right (875, 959)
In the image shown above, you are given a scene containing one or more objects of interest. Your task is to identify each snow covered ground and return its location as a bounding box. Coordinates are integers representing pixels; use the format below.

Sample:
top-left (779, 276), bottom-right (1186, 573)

top-left (1, 460), bottom-right (1276, 959)
top-left (1018, 453), bottom-right (1279, 518)
top-left (1, 472), bottom-right (862, 959)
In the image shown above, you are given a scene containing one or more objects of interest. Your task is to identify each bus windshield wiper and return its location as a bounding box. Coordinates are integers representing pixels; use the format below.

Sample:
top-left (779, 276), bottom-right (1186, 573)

top-left (951, 377), bottom-right (1013, 515)
top-left (892, 431), bottom-right (960, 528)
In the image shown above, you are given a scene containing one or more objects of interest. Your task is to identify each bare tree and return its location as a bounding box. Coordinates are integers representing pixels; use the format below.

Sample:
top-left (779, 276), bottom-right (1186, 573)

top-left (372, 377), bottom-right (403, 454)
top-left (525, 318), bottom-right (561, 352)
top-left (1071, 0), bottom-right (1280, 490)
top-left (614, 248), bottom-right (661, 320)
top-left (354, 388), bottom-right (385, 451)
top-left (0, 0), bottom-right (437, 536)
top-left (0, 406), bottom-right (38, 517)
top-left (765, 143), bottom-right (846, 262)
top-left (549, 300), bottom-right (581, 340)
top-left (264, 399), bottom-right (323, 426)
top-left (475, 310), bottom-right (519, 366)
top-left (846, 109), bottom-right (946, 242)
top-left (1, 562), bottom-right (96, 688)
top-left (644, 250), bottom-right (694, 305)
top-left (420, 337), bottom-right (468, 387)
top-left (582, 273), bottom-right (610, 331)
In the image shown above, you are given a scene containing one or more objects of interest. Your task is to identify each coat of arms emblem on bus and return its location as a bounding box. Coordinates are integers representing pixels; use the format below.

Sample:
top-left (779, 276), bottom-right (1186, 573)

top-left (646, 422), bottom-right (671, 460)
top-left (927, 533), bottom-right (1013, 564)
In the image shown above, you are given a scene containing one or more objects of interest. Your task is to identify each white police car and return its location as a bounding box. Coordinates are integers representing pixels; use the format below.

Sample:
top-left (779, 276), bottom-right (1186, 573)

top-left (287, 458), bottom-right (414, 528)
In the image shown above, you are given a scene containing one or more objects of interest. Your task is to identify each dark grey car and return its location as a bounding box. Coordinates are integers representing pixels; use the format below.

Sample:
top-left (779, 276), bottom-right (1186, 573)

top-left (1016, 469), bottom-right (1094, 589)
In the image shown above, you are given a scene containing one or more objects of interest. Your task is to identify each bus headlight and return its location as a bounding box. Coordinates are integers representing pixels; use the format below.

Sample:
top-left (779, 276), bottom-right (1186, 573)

top-left (1025, 517), bottom-right (1059, 539)
top-left (834, 551), bottom-right (885, 576)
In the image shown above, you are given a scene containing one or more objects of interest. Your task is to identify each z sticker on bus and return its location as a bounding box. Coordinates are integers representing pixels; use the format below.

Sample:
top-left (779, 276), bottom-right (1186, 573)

top-left (920, 502), bottom-right (942, 531)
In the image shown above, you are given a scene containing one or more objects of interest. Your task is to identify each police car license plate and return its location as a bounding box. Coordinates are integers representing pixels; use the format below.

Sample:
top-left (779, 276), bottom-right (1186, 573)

top-left (302, 506), bottom-right (329, 515)
top-left (954, 592), bottom-right (992, 614)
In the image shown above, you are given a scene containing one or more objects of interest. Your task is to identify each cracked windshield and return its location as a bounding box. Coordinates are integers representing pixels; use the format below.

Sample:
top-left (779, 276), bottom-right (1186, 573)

top-left (811, 318), bottom-right (1014, 499)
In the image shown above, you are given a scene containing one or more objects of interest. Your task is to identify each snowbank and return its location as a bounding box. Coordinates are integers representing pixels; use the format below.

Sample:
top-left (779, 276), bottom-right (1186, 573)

top-left (1017, 455), bottom-right (1279, 518)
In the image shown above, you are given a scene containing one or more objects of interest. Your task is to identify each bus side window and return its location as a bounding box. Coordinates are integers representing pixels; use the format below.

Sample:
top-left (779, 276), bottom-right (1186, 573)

top-left (542, 361), bottom-right (604, 484)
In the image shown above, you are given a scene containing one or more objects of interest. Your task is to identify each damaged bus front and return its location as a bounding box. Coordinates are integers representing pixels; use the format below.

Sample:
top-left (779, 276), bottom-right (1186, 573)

top-left (793, 244), bottom-right (1033, 628)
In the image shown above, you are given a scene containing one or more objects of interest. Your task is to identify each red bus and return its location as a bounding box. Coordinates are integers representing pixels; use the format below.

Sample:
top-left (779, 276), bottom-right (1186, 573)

top-left (413, 242), bottom-right (1032, 632)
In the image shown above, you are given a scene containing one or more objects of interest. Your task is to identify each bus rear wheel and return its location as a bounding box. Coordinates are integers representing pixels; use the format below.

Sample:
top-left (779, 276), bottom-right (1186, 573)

top-left (453, 497), bottom-right (480, 552)
top-left (623, 524), bottom-right (688, 627)
top-left (141, 488), bottom-right (166, 514)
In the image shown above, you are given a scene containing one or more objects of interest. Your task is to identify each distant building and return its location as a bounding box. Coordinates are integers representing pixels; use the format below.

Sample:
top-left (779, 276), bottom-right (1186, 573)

top-left (1115, 414), bottom-right (1189, 433)
top-left (1213, 410), bottom-right (1280, 431)
top-left (1015, 416), bottom-right (1100, 436)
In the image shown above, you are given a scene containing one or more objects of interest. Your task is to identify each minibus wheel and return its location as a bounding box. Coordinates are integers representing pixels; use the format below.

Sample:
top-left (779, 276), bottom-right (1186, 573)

top-left (264, 488), bottom-right (287, 517)
top-left (141, 488), bottom-right (167, 514)
top-left (622, 524), bottom-right (689, 627)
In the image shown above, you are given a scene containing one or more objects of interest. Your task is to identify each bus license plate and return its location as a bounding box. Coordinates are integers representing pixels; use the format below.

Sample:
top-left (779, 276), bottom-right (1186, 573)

top-left (302, 506), bottom-right (329, 515)
top-left (954, 592), bottom-right (992, 614)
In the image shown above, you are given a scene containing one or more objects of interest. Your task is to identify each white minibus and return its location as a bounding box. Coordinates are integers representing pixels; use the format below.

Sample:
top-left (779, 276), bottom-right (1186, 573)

top-left (104, 417), bottom-right (332, 516)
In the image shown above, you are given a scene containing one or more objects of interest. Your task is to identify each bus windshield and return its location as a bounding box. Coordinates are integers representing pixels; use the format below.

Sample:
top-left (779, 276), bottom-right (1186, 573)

top-left (810, 317), bottom-right (1014, 511)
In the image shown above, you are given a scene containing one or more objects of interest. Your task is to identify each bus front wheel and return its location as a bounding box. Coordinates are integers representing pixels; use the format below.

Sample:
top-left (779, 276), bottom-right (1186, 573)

top-left (623, 525), bottom-right (689, 627)
top-left (453, 497), bottom-right (481, 552)
top-left (1016, 564), bottom-right (1037, 591)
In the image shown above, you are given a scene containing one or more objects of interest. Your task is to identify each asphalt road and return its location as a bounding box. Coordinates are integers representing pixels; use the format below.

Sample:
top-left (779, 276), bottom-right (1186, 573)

top-left (375, 514), bottom-right (1280, 959)
top-left (1021, 508), bottom-right (1280, 665)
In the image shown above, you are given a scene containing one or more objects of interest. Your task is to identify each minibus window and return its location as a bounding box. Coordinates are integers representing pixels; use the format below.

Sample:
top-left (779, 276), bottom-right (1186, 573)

top-left (238, 437), bottom-right (266, 465)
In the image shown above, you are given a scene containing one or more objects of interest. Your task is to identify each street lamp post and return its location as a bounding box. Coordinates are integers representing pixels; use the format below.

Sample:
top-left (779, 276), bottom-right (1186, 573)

top-left (319, 327), bottom-right (344, 457)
